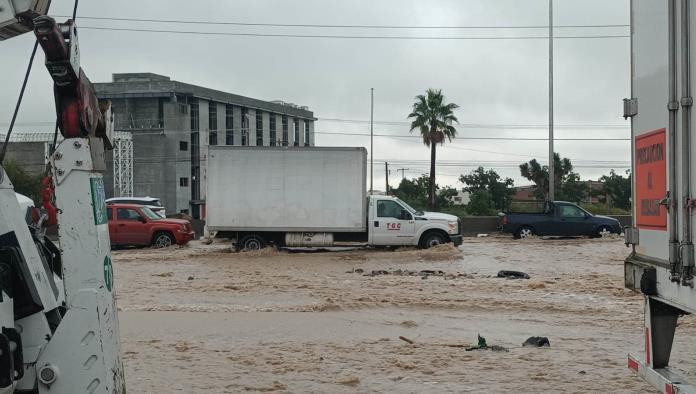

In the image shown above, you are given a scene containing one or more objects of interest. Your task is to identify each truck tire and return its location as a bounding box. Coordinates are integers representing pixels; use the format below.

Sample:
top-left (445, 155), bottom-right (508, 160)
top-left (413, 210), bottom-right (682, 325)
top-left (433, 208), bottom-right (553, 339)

top-left (152, 231), bottom-right (175, 248)
top-left (239, 234), bottom-right (267, 251)
top-left (514, 226), bottom-right (535, 239)
top-left (419, 231), bottom-right (448, 249)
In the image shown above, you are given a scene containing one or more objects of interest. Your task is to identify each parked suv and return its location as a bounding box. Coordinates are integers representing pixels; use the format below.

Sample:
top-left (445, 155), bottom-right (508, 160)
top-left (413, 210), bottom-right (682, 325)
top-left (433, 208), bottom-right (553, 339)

top-left (107, 203), bottom-right (194, 247)
top-left (106, 197), bottom-right (166, 217)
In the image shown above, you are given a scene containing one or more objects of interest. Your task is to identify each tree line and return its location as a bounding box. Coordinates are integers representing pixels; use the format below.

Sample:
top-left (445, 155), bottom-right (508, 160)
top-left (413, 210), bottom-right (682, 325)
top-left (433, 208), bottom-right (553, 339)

top-left (392, 157), bottom-right (631, 216)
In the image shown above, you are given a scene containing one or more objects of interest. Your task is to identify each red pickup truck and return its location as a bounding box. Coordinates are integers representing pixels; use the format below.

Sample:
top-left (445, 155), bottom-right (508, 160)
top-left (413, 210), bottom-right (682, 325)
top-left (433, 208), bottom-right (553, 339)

top-left (106, 203), bottom-right (195, 247)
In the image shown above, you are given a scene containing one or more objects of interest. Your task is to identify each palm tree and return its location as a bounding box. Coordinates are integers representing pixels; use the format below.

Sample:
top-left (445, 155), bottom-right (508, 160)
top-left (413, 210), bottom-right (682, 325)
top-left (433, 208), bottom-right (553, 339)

top-left (408, 89), bottom-right (459, 210)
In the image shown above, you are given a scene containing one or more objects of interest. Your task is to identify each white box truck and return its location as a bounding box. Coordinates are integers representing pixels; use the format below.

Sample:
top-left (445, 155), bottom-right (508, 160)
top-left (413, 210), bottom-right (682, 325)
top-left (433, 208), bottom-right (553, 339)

top-left (205, 146), bottom-right (463, 250)
top-left (624, 1), bottom-right (696, 392)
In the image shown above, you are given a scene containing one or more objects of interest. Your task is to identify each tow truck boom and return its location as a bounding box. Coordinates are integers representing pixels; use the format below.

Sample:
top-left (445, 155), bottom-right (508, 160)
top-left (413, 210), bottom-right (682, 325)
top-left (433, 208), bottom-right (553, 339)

top-left (1, 6), bottom-right (125, 394)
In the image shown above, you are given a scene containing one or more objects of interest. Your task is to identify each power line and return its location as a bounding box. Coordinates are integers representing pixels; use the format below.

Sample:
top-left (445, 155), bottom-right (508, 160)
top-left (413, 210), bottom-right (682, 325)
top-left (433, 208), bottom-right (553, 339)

top-left (55, 15), bottom-right (629, 30)
top-left (4, 126), bottom-right (629, 141)
top-left (314, 131), bottom-right (630, 141)
top-left (2, 117), bottom-right (631, 130)
top-left (77, 26), bottom-right (629, 40)
top-left (318, 117), bottom-right (630, 129)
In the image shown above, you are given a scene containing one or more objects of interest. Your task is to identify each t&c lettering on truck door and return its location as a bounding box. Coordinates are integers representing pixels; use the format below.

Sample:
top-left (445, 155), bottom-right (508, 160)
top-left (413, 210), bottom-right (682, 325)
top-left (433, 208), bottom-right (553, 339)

top-left (635, 128), bottom-right (667, 230)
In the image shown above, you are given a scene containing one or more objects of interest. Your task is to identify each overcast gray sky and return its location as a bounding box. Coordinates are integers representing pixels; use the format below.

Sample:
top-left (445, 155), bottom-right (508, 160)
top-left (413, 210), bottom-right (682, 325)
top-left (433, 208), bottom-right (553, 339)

top-left (0, 0), bottom-right (630, 190)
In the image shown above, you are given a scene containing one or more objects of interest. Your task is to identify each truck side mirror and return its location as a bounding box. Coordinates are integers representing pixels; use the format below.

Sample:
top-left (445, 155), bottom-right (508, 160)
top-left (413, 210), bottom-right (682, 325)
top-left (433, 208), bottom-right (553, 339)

top-left (400, 210), bottom-right (412, 220)
top-left (137, 216), bottom-right (147, 223)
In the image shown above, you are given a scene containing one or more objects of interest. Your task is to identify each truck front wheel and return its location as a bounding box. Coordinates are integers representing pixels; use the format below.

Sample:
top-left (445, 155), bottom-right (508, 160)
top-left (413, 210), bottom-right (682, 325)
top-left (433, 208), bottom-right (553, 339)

top-left (238, 234), bottom-right (267, 251)
top-left (419, 231), bottom-right (448, 249)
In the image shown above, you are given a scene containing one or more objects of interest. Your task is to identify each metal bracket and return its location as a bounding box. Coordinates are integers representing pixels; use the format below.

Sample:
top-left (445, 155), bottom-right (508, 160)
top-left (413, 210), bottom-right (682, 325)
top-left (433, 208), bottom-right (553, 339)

top-left (625, 226), bottom-right (640, 246)
top-left (681, 97), bottom-right (694, 107)
top-left (0, 0), bottom-right (16, 26)
top-left (624, 97), bottom-right (638, 118)
top-left (668, 101), bottom-right (680, 111)
top-left (659, 192), bottom-right (672, 211)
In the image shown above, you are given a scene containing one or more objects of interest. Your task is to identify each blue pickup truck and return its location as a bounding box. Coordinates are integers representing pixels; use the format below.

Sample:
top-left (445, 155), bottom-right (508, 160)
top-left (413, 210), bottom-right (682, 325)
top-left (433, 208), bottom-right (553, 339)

top-left (499, 201), bottom-right (623, 239)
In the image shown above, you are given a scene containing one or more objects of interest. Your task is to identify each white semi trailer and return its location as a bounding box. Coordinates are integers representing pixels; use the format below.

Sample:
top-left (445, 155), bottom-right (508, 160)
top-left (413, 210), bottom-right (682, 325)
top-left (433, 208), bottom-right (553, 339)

top-left (205, 146), bottom-right (463, 250)
top-left (624, 1), bottom-right (696, 392)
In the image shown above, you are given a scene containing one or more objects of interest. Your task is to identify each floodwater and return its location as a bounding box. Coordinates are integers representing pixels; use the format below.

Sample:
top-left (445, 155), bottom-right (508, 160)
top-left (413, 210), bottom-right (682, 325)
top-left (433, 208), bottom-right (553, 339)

top-left (112, 236), bottom-right (696, 393)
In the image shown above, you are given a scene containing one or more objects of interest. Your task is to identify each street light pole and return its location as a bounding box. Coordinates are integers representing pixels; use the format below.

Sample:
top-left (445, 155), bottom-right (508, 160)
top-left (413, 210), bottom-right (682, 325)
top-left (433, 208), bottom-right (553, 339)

top-left (370, 88), bottom-right (374, 195)
top-left (548, 0), bottom-right (555, 202)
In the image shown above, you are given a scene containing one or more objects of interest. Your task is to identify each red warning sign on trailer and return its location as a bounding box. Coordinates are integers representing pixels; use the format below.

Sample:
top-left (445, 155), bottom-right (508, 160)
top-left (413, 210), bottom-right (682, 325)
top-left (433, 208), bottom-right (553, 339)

top-left (635, 128), bottom-right (667, 230)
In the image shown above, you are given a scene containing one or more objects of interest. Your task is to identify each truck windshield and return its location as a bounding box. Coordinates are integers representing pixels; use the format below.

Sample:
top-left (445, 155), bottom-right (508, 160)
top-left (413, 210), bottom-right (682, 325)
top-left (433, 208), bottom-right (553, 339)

top-left (396, 198), bottom-right (422, 215)
top-left (141, 207), bottom-right (162, 220)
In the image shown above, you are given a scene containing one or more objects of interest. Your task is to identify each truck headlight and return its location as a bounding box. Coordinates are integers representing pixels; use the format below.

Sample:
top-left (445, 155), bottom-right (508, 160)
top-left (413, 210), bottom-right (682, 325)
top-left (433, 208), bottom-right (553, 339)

top-left (448, 221), bottom-right (458, 234)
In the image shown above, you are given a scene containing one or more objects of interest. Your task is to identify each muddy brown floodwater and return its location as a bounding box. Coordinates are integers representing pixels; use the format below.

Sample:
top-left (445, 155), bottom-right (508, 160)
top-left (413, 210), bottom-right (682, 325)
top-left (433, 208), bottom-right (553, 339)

top-left (112, 236), bottom-right (696, 393)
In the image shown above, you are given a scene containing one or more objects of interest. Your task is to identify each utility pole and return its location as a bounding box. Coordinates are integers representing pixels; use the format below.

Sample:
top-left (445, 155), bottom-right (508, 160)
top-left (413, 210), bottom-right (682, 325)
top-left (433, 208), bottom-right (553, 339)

top-left (548, 0), bottom-right (555, 202)
top-left (385, 162), bottom-right (389, 194)
top-left (397, 168), bottom-right (410, 180)
top-left (370, 88), bottom-right (374, 195)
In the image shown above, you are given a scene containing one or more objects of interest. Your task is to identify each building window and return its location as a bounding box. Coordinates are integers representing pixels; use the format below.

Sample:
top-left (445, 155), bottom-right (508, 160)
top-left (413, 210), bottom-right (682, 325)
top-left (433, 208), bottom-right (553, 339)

top-left (293, 118), bottom-right (300, 146)
top-left (209, 104), bottom-right (218, 146)
top-left (179, 141), bottom-right (188, 151)
top-left (282, 116), bottom-right (289, 146)
top-left (256, 112), bottom-right (263, 146)
top-left (180, 177), bottom-right (189, 187)
top-left (269, 115), bottom-right (277, 146)
top-left (158, 98), bottom-right (165, 128)
top-left (225, 104), bottom-right (234, 145)
top-left (190, 99), bottom-right (201, 218)
top-left (304, 121), bottom-right (310, 146)
top-left (190, 100), bottom-right (199, 133)
top-left (241, 108), bottom-right (248, 146)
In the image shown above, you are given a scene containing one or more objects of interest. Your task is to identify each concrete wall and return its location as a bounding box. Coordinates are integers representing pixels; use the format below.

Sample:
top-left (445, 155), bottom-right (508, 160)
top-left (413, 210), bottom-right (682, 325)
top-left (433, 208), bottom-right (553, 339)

top-left (233, 106), bottom-right (242, 147)
top-left (163, 101), bottom-right (191, 214)
top-left (4, 142), bottom-right (47, 176)
top-left (110, 98), bottom-right (163, 130)
top-left (262, 111), bottom-right (270, 146)
top-left (247, 108), bottom-right (257, 147)
top-left (131, 133), bottom-right (169, 205)
top-left (198, 100), bottom-right (210, 202)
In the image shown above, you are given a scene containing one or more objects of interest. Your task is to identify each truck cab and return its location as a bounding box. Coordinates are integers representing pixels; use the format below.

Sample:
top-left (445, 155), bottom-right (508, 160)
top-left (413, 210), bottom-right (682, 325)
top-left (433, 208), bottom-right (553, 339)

top-left (368, 195), bottom-right (463, 248)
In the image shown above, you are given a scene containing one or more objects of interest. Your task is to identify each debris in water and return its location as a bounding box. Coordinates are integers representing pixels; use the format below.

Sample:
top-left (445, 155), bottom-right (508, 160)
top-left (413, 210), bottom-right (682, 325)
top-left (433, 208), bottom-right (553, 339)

top-left (465, 334), bottom-right (509, 352)
top-left (358, 269), bottom-right (467, 279)
top-left (477, 234), bottom-right (489, 237)
top-left (337, 375), bottom-right (360, 386)
top-left (465, 334), bottom-right (488, 351)
top-left (399, 336), bottom-right (415, 344)
top-left (497, 270), bottom-right (530, 279)
top-left (152, 272), bottom-right (173, 277)
top-left (522, 336), bottom-right (550, 347)
top-left (187, 276), bottom-right (195, 281)
top-left (400, 320), bottom-right (418, 328)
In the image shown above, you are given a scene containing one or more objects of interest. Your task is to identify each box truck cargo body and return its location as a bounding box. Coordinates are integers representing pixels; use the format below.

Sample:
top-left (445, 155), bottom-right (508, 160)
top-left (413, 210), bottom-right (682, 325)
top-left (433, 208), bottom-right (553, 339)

top-left (205, 146), bottom-right (463, 250)
top-left (624, 1), bottom-right (696, 392)
top-left (207, 146), bottom-right (366, 232)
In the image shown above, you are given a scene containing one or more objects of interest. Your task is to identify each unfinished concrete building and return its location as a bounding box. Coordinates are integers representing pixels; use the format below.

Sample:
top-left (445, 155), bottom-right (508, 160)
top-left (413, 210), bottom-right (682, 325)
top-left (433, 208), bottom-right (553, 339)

top-left (94, 73), bottom-right (316, 219)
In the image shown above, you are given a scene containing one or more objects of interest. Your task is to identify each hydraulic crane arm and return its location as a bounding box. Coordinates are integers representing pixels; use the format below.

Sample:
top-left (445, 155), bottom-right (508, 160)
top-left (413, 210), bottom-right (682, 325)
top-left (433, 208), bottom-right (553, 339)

top-left (0, 8), bottom-right (125, 393)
